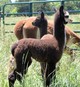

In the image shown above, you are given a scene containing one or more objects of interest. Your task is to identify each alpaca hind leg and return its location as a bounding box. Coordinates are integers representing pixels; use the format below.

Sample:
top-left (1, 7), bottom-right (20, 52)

top-left (44, 63), bottom-right (56, 87)
top-left (24, 56), bottom-right (32, 74)
top-left (40, 62), bottom-right (46, 78)
top-left (8, 55), bottom-right (17, 87)
top-left (15, 51), bottom-right (32, 82)
top-left (8, 71), bottom-right (16, 87)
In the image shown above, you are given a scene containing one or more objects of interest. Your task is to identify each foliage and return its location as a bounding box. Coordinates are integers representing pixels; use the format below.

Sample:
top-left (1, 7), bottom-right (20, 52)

top-left (0, 0), bottom-right (10, 7)
top-left (65, 1), bottom-right (80, 10)
top-left (0, 0), bottom-right (80, 16)
top-left (11, 7), bottom-right (17, 14)
top-left (16, 0), bottom-right (80, 12)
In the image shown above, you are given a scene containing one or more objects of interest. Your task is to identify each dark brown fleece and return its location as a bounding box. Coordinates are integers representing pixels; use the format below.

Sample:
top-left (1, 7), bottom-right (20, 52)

top-left (10, 6), bottom-right (66, 87)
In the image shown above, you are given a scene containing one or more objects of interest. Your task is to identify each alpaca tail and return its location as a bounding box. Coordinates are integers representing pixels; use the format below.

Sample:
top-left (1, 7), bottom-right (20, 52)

top-left (11, 42), bottom-right (18, 56)
top-left (14, 20), bottom-right (26, 40)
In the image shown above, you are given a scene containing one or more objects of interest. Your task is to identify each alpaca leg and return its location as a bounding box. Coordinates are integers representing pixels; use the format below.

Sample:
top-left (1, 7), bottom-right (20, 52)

top-left (8, 71), bottom-right (16, 87)
top-left (24, 57), bottom-right (32, 74)
top-left (15, 51), bottom-right (32, 82)
top-left (17, 57), bottom-right (32, 85)
top-left (23, 28), bottom-right (27, 38)
top-left (44, 63), bottom-right (56, 87)
top-left (8, 55), bottom-right (17, 87)
top-left (21, 51), bottom-right (32, 75)
top-left (40, 62), bottom-right (46, 78)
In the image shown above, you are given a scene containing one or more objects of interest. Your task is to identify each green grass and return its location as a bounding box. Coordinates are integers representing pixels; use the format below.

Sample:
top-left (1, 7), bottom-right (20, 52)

top-left (0, 14), bottom-right (80, 87)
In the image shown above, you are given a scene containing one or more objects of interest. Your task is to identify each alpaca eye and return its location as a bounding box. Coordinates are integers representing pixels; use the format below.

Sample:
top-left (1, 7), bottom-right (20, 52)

top-left (65, 16), bottom-right (69, 18)
top-left (64, 11), bottom-right (69, 18)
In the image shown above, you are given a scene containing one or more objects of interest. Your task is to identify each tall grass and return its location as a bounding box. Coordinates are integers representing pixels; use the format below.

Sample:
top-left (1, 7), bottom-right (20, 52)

top-left (0, 14), bottom-right (80, 87)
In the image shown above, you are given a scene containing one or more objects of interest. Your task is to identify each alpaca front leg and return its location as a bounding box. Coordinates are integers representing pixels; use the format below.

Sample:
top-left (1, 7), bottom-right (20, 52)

top-left (44, 63), bottom-right (56, 87)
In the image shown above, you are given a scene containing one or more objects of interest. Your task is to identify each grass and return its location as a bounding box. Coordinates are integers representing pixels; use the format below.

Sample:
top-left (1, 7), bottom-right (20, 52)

top-left (0, 14), bottom-right (80, 87)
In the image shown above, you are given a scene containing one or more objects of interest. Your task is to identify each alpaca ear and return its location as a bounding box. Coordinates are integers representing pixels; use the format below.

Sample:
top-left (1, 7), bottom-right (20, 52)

top-left (41, 11), bottom-right (44, 19)
top-left (59, 5), bottom-right (64, 13)
top-left (53, 7), bottom-right (57, 12)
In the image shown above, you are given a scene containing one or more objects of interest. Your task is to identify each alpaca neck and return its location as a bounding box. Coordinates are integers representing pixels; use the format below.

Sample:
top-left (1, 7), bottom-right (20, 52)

top-left (54, 19), bottom-right (65, 48)
top-left (40, 25), bottom-right (47, 38)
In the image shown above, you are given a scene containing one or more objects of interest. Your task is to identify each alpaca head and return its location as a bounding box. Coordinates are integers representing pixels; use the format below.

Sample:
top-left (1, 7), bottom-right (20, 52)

top-left (32, 11), bottom-right (48, 37)
top-left (32, 11), bottom-right (47, 28)
top-left (64, 11), bottom-right (72, 24)
top-left (54, 6), bottom-right (71, 24)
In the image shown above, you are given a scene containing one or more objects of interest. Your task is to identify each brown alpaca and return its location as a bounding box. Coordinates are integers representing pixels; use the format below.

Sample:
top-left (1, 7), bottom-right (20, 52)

top-left (8, 11), bottom-right (48, 87)
top-left (9, 6), bottom-right (67, 87)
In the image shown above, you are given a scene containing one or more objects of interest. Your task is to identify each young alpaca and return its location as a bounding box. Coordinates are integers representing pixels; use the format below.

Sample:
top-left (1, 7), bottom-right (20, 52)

top-left (8, 11), bottom-right (48, 87)
top-left (9, 6), bottom-right (67, 87)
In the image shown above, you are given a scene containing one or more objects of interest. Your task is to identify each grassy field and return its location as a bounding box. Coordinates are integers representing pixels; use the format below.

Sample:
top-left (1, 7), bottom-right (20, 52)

top-left (0, 14), bottom-right (80, 87)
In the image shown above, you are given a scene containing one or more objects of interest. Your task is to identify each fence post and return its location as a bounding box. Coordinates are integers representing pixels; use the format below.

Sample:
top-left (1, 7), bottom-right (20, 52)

top-left (0, 7), bottom-right (1, 26)
top-left (2, 5), bottom-right (5, 25)
top-left (61, 0), bottom-right (64, 6)
top-left (29, 3), bottom-right (32, 16)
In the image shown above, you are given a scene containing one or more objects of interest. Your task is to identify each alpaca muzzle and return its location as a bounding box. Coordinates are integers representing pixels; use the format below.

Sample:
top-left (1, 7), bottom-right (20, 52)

top-left (64, 11), bottom-right (73, 24)
top-left (65, 18), bottom-right (73, 23)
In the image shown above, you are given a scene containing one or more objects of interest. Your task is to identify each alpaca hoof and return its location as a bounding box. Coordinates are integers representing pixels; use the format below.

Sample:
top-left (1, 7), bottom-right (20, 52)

top-left (8, 72), bottom-right (16, 87)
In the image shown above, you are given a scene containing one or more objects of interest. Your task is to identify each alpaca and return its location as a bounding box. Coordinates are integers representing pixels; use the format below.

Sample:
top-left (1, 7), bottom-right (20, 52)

top-left (32, 11), bottom-right (48, 38)
top-left (8, 11), bottom-right (48, 87)
top-left (9, 6), bottom-right (67, 87)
